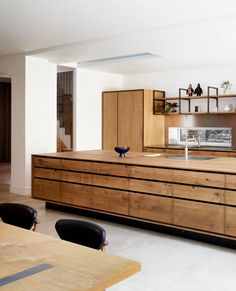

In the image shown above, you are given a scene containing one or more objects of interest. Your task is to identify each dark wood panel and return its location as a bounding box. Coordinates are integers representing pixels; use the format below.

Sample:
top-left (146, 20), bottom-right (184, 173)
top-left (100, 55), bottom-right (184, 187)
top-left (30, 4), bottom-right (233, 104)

top-left (0, 82), bottom-right (11, 162)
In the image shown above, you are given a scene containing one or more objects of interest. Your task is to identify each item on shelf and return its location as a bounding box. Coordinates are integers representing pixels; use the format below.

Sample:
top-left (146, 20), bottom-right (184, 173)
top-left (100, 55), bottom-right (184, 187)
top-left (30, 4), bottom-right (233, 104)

top-left (114, 146), bottom-right (130, 158)
top-left (194, 83), bottom-right (203, 96)
top-left (220, 80), bottom-right (232, 94)
top-left (195, 106), bottom-right (199, 112)
top-left (224, 104), bottom-right (233, 112)
top-left (187, 84), bottom-right (194, 96)
top-left (163, 102), bottom-right (179, 114)
top-left (213, 106), bottom-right (218, 112)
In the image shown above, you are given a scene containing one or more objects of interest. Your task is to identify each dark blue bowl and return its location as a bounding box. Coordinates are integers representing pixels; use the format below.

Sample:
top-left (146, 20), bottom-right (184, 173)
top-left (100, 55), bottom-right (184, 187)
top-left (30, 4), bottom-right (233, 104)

top-left (114, 146), bottom-right (130, 158)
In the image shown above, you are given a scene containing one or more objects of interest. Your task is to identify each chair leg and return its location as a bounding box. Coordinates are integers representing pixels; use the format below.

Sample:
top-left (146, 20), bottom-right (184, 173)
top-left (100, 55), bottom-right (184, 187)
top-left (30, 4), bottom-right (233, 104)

top-left (32, 220), bottom-right (40, 232)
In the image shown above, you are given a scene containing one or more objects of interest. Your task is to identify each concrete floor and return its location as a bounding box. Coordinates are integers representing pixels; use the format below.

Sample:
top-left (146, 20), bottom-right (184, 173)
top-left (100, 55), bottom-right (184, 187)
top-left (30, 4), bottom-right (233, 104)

top-left (1, 182), bottom-right (236, 290)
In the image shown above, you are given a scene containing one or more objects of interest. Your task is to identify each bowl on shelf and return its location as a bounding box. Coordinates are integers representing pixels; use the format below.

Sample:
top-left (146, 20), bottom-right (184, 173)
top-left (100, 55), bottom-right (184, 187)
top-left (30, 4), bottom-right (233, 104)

top-left (114, 146), bottom-right (130, 158)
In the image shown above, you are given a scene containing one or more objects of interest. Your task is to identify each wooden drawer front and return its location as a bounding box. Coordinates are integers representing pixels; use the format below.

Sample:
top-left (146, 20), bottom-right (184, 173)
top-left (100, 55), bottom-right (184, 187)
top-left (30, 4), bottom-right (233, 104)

top-left (33, 167), bottom-right (61, 180)
top-left (228, 152), bottom-right (236, 157)
top-left (173, 199), bottom-right (224, 234)
top-left (33, 157), bottom-right (61, 169)
top-left (130, 166), bottom-right (173, 182)
top-left (33, 179), bottom-right (60, 201)
top-left (225, 190), bottom-right (236, 206)
top-left (225, 206), bottom-right (236, 237)
top-left (172, 184), bottom-right (225, 203)
top-left (225, 175), bottom-right (236, 190)
top-left (130, 193), bottom-right (172, 223)
top-left (173, 170), bottom-right (224, 188)
top-left (62, 160), bottom-right (129, 177)
top-left (61, 171), bottom-right (129, 190)
top-left (129, 179), bottom-right (172, 196)
top-left (61, 183), bottom-right (129, 215)
top-left (92, 189), bottom-right (129, 215)
top-left (61, 183), bottom-right (92, 208)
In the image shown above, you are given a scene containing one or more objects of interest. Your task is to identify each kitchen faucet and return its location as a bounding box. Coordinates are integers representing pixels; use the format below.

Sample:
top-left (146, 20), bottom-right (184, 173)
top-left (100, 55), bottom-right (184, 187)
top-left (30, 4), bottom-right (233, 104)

top-left (185, 138), bottom-right (200, 160)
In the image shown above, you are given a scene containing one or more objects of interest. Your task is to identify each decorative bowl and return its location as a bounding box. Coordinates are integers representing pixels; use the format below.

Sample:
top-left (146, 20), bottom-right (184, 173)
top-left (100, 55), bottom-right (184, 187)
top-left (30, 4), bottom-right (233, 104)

top-left (114, 146), bottom-right (130, 158)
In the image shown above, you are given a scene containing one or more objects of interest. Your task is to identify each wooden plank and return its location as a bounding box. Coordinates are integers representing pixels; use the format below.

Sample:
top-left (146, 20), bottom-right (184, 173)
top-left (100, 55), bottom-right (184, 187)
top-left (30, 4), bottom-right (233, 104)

top-left (102, 92), bottom-right (118, 150)
top-left (33, 167), bottom-right (61, 180)
top-left (33, 157), bottom-right (61, 169)
top-left (173, 199), bottom-right (224, 234)
top-left (61, 171), bottom-right (129, 190)
top-left (225, 190), bottom-right (236, 205)
top-left (61, 182), bottom-right (92, 208)
top-left (130, 193), bottom-right (172, 223)
top-left (33, 179), bottom-right (60, 201)
top-left (225, 174), bottom-right (236, 189)
top-left (118, 90), bottom-right (143, 151)
top-left (172, 184), bottom-right (225, 203)
top-left (173, 169), bottom-right (225, 188)
top-left (130, 166), bottom-right (174, 182)
top-left (61, 159), bottom-right (129, 176)
top-left (225, 206), bottom-right (236, 237)
top-left (129, 179), bottom-right (172, 196)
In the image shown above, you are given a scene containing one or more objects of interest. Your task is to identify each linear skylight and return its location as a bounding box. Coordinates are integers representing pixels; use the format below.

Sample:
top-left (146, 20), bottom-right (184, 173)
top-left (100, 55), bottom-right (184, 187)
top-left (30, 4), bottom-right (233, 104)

top-left (77, 52), bottom-right (160, 67)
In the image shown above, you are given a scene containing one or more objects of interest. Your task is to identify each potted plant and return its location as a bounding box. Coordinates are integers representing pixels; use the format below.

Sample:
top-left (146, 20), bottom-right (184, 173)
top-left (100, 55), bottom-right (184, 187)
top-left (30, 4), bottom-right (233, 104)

top-left (162, 102), bottom-right (179, 114)
top-left (220, 80), bottom-right (232, 95)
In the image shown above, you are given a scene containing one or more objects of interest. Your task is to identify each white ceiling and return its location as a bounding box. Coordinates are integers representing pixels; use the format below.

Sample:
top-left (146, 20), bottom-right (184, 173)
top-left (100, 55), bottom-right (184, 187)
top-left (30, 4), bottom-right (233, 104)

top-left (1, 0), bottom-right (236, 73)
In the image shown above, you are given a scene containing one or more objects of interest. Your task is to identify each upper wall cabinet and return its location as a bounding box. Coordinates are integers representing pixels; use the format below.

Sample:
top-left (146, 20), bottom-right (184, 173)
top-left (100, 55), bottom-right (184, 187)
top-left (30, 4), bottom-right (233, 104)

top-left (102, 89), bottom-right (164, 151)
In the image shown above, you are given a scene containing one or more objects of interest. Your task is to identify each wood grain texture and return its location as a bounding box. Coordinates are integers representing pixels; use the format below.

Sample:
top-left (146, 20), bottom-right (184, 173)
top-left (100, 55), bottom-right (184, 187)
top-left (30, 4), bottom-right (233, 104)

top-left (0, 222), bottom-right (141, 290)
top-left (102, 92), bottom-right (118, 150)
top-left (130, 193), bottom-right (172, 223)
top-left (173, 199), bottom-right (224, 234)
top-left (225, 206), bottom-right (236, 236)
top-left (117, 90), bottom-right (143, 151)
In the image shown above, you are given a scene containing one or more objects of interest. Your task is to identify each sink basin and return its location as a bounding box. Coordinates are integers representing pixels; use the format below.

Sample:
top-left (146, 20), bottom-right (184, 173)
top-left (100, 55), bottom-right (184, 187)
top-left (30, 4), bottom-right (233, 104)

top-left (144, 154), bottom-right (216, 160)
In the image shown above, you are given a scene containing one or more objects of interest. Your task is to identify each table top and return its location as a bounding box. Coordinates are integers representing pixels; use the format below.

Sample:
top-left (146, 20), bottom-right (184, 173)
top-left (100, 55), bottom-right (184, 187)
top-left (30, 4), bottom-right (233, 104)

top-left (0, 223), bottom-right (141, 290)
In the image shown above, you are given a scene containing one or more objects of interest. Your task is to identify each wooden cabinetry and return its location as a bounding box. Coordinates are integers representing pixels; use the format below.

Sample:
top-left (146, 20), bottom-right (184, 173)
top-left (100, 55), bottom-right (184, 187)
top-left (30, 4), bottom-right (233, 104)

top-left (32, 151), bottom-right (236, 244)
top-left (102, 89), bottom-right (164, 151)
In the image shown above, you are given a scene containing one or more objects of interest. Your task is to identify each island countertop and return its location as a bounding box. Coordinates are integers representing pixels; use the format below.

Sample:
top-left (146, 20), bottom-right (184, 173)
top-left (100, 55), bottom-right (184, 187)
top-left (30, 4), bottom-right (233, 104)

top-left (33, 149), bottom-right (236, 174)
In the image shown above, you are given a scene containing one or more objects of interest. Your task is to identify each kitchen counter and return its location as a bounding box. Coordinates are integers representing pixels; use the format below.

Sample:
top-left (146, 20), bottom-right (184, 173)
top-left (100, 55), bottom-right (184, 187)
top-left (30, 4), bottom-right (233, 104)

top-left (36, 149), bottom-right (236, 174)
top-left (146, 145), bottom-right (236, 152)
top-left (32, 150), bottom-right (236, 246)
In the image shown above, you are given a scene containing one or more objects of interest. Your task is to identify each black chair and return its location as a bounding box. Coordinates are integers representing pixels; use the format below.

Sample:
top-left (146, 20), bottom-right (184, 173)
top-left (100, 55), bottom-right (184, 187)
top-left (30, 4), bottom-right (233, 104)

top-left (55, 219), bottom-right (108, 250)
top-left (0, 203), bottom-right (39, 231)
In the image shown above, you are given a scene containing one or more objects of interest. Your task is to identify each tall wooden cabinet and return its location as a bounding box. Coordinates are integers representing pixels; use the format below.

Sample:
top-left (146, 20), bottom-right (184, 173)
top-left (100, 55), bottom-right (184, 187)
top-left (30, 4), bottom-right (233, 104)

top-left (102, 89), bottom-right (164, 151)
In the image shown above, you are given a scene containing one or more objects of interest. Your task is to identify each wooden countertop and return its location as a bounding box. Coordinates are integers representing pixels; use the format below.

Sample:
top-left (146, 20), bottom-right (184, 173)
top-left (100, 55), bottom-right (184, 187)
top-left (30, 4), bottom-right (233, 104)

top-left (0, 222), bottom-right (141, 290)
top-left (145, 145), bottom-right (236, 152)
top-left (33, 150), bottom-right (236, 174)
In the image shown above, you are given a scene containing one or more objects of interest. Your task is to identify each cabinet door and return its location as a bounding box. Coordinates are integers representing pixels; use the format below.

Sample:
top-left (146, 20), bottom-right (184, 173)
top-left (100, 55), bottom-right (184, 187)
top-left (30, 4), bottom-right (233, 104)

top-left (173, 199), bottom-right (224, 234)
top-left (118, 91), bottom-right (143, 151)
top-left (102, 92), bottom-right (118, 150)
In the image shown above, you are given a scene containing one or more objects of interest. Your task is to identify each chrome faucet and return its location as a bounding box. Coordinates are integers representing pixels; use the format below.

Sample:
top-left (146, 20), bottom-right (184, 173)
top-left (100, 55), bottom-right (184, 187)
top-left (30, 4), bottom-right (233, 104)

top-left (185, 138), bottom-right (198, 160)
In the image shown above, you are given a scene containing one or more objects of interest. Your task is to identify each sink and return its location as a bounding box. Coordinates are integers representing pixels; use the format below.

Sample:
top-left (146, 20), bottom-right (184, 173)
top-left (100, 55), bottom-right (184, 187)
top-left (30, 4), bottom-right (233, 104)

top-left (144, 154), bottom-right (216, 160)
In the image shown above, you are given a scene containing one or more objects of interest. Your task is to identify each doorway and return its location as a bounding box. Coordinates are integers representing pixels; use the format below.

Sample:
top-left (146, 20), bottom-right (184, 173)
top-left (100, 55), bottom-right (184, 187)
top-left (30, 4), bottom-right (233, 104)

top-left (57, 70), bottom-right (73, 152)
top-left (0, 78), bottom-right (11, 184)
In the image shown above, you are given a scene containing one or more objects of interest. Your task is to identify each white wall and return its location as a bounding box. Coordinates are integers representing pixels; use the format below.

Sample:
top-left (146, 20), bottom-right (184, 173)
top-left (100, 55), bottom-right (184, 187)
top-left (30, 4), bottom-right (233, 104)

top-left (0, 54), bottom-right (57, 195)
top-left (123, 64), bottom-right (236, 112)
top-left (25, 56), bottom-right (57, 191)
top-left (75, 68), bottom-right (123, 150)
top-left (0, 54), bottom-right (27, 194)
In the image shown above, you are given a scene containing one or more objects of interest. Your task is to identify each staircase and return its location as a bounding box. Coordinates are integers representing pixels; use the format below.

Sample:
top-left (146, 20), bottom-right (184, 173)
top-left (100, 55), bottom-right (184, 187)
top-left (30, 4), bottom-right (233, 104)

top-left (57, 121), bottom-right (72, 152)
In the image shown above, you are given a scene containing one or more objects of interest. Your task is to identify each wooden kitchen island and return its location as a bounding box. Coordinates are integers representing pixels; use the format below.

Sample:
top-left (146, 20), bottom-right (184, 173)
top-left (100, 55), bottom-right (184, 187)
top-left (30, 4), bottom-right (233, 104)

top-left (32, 150), bottom-right (236, 246)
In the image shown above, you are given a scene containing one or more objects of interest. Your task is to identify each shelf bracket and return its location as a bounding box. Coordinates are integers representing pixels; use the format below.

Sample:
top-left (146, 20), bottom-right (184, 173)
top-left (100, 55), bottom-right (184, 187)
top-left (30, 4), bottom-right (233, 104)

top-left (207, 86), bottom-right (219, 112)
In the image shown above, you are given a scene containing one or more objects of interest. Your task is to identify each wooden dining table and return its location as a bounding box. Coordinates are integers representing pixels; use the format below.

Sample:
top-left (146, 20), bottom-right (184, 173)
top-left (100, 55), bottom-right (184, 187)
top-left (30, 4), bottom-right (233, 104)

top-left (0, 222), bottom-right (141, 290)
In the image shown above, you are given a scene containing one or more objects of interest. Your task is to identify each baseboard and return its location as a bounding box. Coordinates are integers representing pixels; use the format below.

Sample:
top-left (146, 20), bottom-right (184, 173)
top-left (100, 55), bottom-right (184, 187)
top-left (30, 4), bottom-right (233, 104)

top-left (10, 185), bottom-right (31, 195)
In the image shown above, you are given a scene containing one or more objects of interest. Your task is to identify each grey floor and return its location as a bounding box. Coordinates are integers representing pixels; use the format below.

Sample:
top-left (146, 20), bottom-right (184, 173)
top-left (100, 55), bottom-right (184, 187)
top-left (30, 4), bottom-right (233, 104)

top-left (1, 169), bottom-right (236, 290)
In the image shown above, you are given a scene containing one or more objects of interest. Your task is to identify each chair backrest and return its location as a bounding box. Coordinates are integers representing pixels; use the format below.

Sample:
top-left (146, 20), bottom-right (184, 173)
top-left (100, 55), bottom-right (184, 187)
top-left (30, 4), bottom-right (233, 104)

top-left (0, 203), bottom-right (38, 230)
top-left (55, 219), bottom-right (106, 250)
